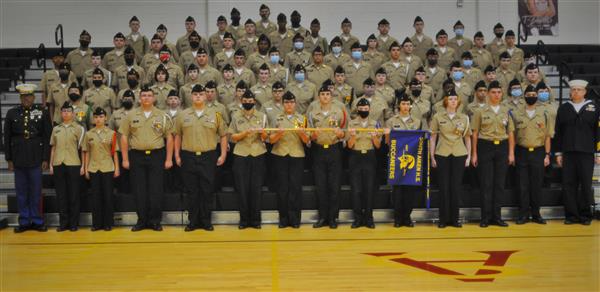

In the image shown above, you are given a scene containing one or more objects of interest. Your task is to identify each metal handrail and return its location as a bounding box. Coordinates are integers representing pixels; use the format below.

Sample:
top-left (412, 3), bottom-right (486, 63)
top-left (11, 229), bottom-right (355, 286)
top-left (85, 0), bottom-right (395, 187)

top-left (55, 24), bottom-right (64, 55)
top-left (35, 43), bottom-right (47, 72)
top-left (535, 40), bottom-right (548, 65)
top-left (517, 19), bottom-right (528, 46)
top-left (558, 61), bottom-right (573, 104)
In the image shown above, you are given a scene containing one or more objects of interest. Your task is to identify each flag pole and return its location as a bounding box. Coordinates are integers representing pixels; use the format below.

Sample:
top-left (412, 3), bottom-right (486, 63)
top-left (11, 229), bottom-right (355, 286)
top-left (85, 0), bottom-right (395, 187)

top-left (426, 134), bottom-right (431, 209)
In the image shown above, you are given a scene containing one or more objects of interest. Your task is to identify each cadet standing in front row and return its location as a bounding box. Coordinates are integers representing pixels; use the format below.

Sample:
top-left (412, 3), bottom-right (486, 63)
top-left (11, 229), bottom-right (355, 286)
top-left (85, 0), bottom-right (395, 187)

top-left (175, 84), bottom-right (228, 232)
top-left (83, 108), bottom-right (120, 231)
top-left (4, 84), bottom-right (52, 233)
top-left (119, 86), bottom-right (174, 232)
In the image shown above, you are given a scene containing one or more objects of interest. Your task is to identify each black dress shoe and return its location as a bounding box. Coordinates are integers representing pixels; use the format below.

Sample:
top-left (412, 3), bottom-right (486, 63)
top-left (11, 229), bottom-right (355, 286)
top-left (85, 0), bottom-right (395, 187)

top-left (532, 217), bottom-right (547, 225)
top-left (251, 224), bottom-right (261, 229)
top-left (492, 220), bottom-right (508, 227)
top-left (438, 223), bottom-right (446, 228)
top-left (313, 219), bottom-right (327, 228)
top-left (479, 221), bottom-right (489, 228)
top-left (393, 221), bottom-right (402, 228)
top-left (104, 226), bottom-right (112, 231)
top-left (278, 223), bottom-right (287, 228)
top-left (404, 220), bottom-right (415, 228)
top-left (69, 227), bottom-right (78, 232)
top-left (515, 218), bottom-right (527, 225)
top-left (203, 224), bottom-right (214, 231)
top-left (351, 221), bottom-right (361, 229)
top-left (452, 222), bottom-right (462, 228)
top-left (152, 224), bottom-right (163, 231)
top-left (14, 225), bottom-right (29, 233)
top-left (184, 224), bottom-right (196, 232)
top-left (581, 219), bottom-right (592, 226)
top-left (91, 226), bottom-right (102, 232)
top-left (32, 224), bottom-right (48, 232)
top-left (57, 226), bottom-right (69, 232)
top-left (564, 219), bottom-right (576, 225)
top-left (238, 224), bottom-right (248, 229)
top-left (365, 222), bottom-right (375, 229)
top-left (131, 224), bottom-right (145, 232)
top-left (291, 224), bottom-right (300, 229)
top-left (329, 221), bottom-right (338, 229)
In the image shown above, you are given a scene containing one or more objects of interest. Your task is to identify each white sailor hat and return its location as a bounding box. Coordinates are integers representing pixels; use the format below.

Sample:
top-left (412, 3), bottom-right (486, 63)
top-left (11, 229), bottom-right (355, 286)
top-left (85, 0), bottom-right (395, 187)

top-left (568, 79), bottom-right (588, 89)
top-left (15, 83), bottom-right (37, 95)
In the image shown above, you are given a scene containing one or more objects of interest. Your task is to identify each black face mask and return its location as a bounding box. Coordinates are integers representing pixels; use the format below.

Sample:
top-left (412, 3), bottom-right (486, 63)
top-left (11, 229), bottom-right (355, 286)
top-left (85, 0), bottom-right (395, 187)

top-left (127, 79), bottom-right (138, 88)
top-left (93, 80), bottom-right (103, 87)
top-left (525, 96), bottom-right (537, 105)
top-left (125, 57), bottom-right (134, 66)
top-left (231, 16), bottom-right (240, 26)
top-left (291, 20), bottom-right (300, 27)
top-left (122, 100), bottom-right (134, 110)
top-left (59, 72), bottom-right (69, 81)
top-left (495, 32), bottom-right (504, 38)
top-left (189, 41), bottom-right (200, 49)
top-left (242, 102), bottom-right (254, 110)
top-left (357, 110), bottom-right (369, 119)
top-left (79, 40), bottom-right (90, 48)
top-left (411, 89), bottom-right (422, 97)
top-left (68, 93), bottom-right (81, 102)
top-left (427, 59), bottom-right (438, 66)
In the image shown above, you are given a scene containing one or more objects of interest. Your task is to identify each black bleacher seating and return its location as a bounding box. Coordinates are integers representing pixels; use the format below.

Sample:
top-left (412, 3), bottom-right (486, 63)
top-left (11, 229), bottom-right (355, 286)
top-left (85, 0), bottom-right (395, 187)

top-left (0, 57), bottom-right (32, 69)
top-left (0, 79), bottom-right (10, 92)
top-left (0, 67), bottom-right (23, 84)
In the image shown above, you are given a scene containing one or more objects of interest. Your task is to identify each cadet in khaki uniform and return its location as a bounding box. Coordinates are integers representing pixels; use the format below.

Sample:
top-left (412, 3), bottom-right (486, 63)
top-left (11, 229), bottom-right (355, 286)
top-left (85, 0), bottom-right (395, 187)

top-left (430, 90), bottom-right (472, 228)
top-left (344, 42), bottom-right (374, 96)
top-left (269, 91), bottom-right (310, 228)
top-left (175, 84), bottom-right (228, 232)
top-left (520, 63), bottom-right (554, 102)
top-left (268, 47), bottom-right (288, 84)
top-left (205, 81), bottom-right (230, 124)
top-left (236, 19), bottom-right (259, 55)
top-left (483, 65), bottom-right (497, 87)
top-left (381, 41), bottom-right (410, 90)
top-left (461, 52), bottom-right (483, 87)
top-left (470, 31), bottom-right (493, 70)
top-left (471, 81), bottom-right (515, 228)
top-left (213, 32), bottom-right (236, 71)
top-left (424, 49), bottom-right (447, 101)
top-left (256, 4), bottom-right (277, 37)
top-left (467, 80), bottom-right (489, 118)
top-left (504, 78), bottom-right (525, 112)
top-left (227, 8), bottom-right (246, 40)
top-left (82, 108), bottom-right (119, 231)
top-left (535, 82), bottom-right (557, 121)
top-left (49, 102), bottom-right (86, 232)
top-left (227, 81), bottom-right (249, 120)
top-left (176, 16), bottom-right (209, 57)
top-left (288, 10), bottom-right (308, 37)
top-left (119, 86), bottom-right (174, 232)
top-left (250, 64), bottom-right (273, 108)
top-left (285, 33), bottom-right (312, 73)
top-left (228, 90), bottom-right (268, 229)
top-left (109, 89), bottom-right (134, 193)
top-left (350, 78), bottom-right (390, 125)
top-left (516, 52), bottom-right (547, 83)
top-left (126, 16), bottom-right (149, 64)
top-left (384, 91), bottom-right (422, 227)
top-left (287, 65), bottom-right (317, 114)
top-left (324, 37), bottom-right (352, 71)
top-left (149, 66), bottom-right (176, 110)
top-left (140, 34), bottom-right (163, 71)
top-left (306, 46), bottom-right (333, 91)
top-left (193, 49), bottom-right (222, 85)
top-left (177, 31), bottom-right (205, 73)
top-left (406, 78), bottom-right (432, 129)
top-left (339, 18), bottom-right (360, 55)
top-left (487, 23), bottom-right (506, 67)
top-left (155, 24), bottom-right (180, 62)
top-left (413, 67), bottom-right (435, 107)
top-left (217, 64), bottom-right (236, 105)
top-left (83, 51), bottom-right (111, 90)
top-left (232, 49), bottom-right (256, 87)
top-left (179, 64), bottom-right (201, 108)
top-left (41, 52), bottom-right (77, 104)
top-left (47, 64), bottom-right (73, 124)
top-left (495, 52), bottom-right (516, 95)
top-left (308, 85), bottom-right (347, 229)
top-left (246, 34), bottom-right (271, 74)
top-left (376, 19), bottom-right (398, 59)
top-left (513, 85), bottom-right (553, 225)
top-left (116, 70), bottom-right (141, 108)
top-left (332, 66), bottom-right (355, 106)
top-left (438, 61), bottom-right (473, 107)
top-left (261, 81), bottom-right (285, 126)
top-left (304, 19), bottom-right (329, 55)
top-left (209, 16), bottom-right (229, 58)
top-left (146, 46), bottom-right (185, 89)
top-left (401, 37), bottom-right (422, 80)
top-left (112, 47), bottom-right (145, 93)
top-left (499, 30), bottom-right (524, 73)
top-left (102, 33), bottom-right (127, 74)
top-left (65, 30), bottom-right (93, 80)
top-left (347, 98), bottom-right (382, 229)
top-left (410, 16), bottom-right (434, 63)
top-left (364, 34), bottom-right (385, 72)
top-left (374, 68), bottom-right (395, 108)
top-left (67, 84), bottom-right (93, 129)
top-left (435, 30), bottom-right (456, 70)
top-left (448, 21), bottom-right (473, 61)
top-left (268, 14), bottom-right (294, 59)
top-left (83, 69), bottom-right (117, 116)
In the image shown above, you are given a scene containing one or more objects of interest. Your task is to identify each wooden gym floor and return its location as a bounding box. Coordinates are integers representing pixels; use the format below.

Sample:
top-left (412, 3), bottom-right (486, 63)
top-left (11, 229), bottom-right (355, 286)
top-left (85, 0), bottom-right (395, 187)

top-left (1, 221), bottom-right (598, 291)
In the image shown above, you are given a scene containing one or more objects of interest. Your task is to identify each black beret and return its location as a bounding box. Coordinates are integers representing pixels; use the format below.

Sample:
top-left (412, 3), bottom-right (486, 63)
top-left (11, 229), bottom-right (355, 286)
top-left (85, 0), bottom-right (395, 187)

top-left (291, 10), bottom-right (300, 17)
top-left (277, 13), bottom-right (286, 22)
top-left (191, 84), bottom-right (205, 93)
top-left (524, 84), bottom-right (537, 94)
top-left (488, 80), bottom-right (502, 90)
top-left (363, 77), bottom-right (375, 86)
top-left (151, 34), bottom-right (162, 41)
top-left (505, 30), bottom-right (515, 37)
top-left (217, 15), bottom-right (227, 22)
top-left (93, 107), bottom-right (106, 116)
top-left (80, 30), bottom-right (91, 37)
top-left (234, 48), bottom-right (246, 57)
top-left (414, 16), bottom-right (424, 24)
top-left (426, 48), bottom-right (438, 56)
top-left (282, 91), bottom-right (296, 100)
top-left (242, 89), bottom-right (255, 99)
top-left (341, 18), bottom-right (351, 25)
top-left (61, 101), bottom-right (73, 110)
top-left (294, 64), bottom-right (305, 73)
top-left (114, 32), bottom-right (125, 39)
top-left (231, 8), bottom-right (240, 14)
top-left (272, 81), bottom-right (285, 90)
top-left (378, 18), bottom-right (390, 26)
top-left (509, 78), bottom-right (521, 87)
top-left (474, 31), bottom-right (484, 38)
top-left (259, 4), bottom-right (269, 10)
top-left (185, 16), bottom-right (195, 22)
top-left (402, 37), bottom-right (412, 46)
top-left (312, 46), bottom-right (323, 54)
top-left (187, 63), bottom-right (198, 71)
top-left (375, 67), bottom-right (386, 75)
top-left (461, 51), bottom-right (473, 59)
top-left (168, 89), bottom-right (179, 97)
top-left (205, 80), bottom-right (217, 89)
top-left (357, 98), bottom-right (370, 107)
top-left (245, 19), bottom-right (255, 25)
top-left (92, 68), bottom-right (104, 76)
top-left (436, 29), bottom-right (448, 38)
top-left (259, 63), bottom-right (270, 71)
top-left (453, 20), bottom-right (464, 28)
top-left (484, 65), bottom-right (496, 73)
top-left (123, 89), bottom-right (135, 98)
top-left (223, 32), bottom-right (234, 39)
top-left (311, 18), bottom-right (320, 25)
top-left (236, 80), bottom-right (247, 89)
top-left (350, 42), bottom-right (361, 50)
top-left (334, 65), bottom-right (345, 74)
top-left (494, 23), bottom-right (504, 29)
top-left (499, 51), bottom-right (511, 59)
top-left (293, 33), bottom-right (304, 41)
top-left (222, 64), bottom-right (234, 71)
top-left (156, 24), bottom-right (167, 31)
top-left (129, 16), bottom-right (140, 23)
top-left (474, 80), bottom-right (487, 90)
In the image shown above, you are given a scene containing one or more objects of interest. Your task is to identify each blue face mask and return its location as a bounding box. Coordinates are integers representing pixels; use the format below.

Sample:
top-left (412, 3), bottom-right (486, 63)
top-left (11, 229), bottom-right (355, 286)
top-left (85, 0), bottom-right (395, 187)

top-left (455, 29), bottom-right (464, 36)
top-left (351, 51), bottom-right (362, 60)
top-left (511, 89), bottom-right (523, 97)
top-left (463, 59), bottom-right (473, 68)
top-left (294, 41), bottom-right (304, 50)
top-left (452, 71), bottom-right (464, 81)
top-left (538, 91), bottom-right (550, 102)
top-left (332, 46), bottom-right (342, 54)
top-left (294, 72), bottom-right (305, 82)
top-left (270, 55), bottom-right (280, 64)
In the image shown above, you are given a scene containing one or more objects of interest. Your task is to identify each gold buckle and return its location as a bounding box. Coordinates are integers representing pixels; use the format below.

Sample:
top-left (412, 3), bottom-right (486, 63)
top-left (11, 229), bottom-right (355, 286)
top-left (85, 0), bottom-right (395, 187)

top-left (323, 144), bottom-right (329, 149)
top-left (493, 140), bottom-right (500, 145)
top-left (195, 152), bottom-right (202, 156)
top-left (145, 150), bottom-right (151, 155)
top-left (528, 147), bottom-right (534, 152)
top-left (23, 131), bottom-right (30, 139)
top-left (361, 150), bottom-right (367, 154)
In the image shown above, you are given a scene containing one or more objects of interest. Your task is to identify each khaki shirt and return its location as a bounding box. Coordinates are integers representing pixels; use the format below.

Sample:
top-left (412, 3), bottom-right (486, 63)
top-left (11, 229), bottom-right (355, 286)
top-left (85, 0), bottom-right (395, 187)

top-left (227, 110), bottom-right (268, 157)
top-left (108, 108), bottom-right (130, 132)
top-left (271, 112), bottom-right (307, 157)
top-left (207, 100), bottom-right (230, 125)
top-left (381, 60), bottom-right (410, 90)
top-left (40, 70), bottom-right (77, 96)
top-left (385, 113), bottom-right (422, 130)
top-left (472, 104), bottom-right (515, 141)
top-left (435, 81), bottom-right (472, 106)
top-left (287, 81), bottom-right (317, 114)
top-left (146, 63), bottom-right (185, 88)
top-left (82, 127), bottom-right (117, 172)
top-left (236, 35), bottom-right (258, 55)
top-left (268, 31), bottom-right (294, 59)
top-left (407, 94), bottom-right (432, 130)
top-left (284, 50), bottom-right (312, 72)
top-left (500, 47), bottom-right (524, 72)
top-left (176, 33), bottom-right (209, 56)
top-left (71, 103), bottom-right (92, 129)
top-left (268, 64), bottom-right (288, 85)
top-left (304, 36), bottom-right (329, 55)
top-left (377, 35), bottom-right (398, 59)
top-left (375, 84), bottom-right (396, 108)
top-left (227, 101), bottom-right (243, 119)
top-left (430, 111), bottom-right (471, 157)
top-left (150, 83), bottom-right (176, 110)
top-left (340, 34), bottom-right (360, 55)
top-left (347, 118), bottom-right (380, 151)
top-left (463, 68), bottom-right (483, 88)
top-left (425, 66), bottom-right (447, 98)
top-left (213, 50), bottom-right (235, 71)
top-left (448, 37), bottom-right (473, 61)
top-left (126, 33), bottom-right (149, 63)
top-left (140, 53), bottom-right (160, 71)
top-left (343, 61), bottom-right (374, 96)
top-left (116, 88), bottom-right (141, 109)
top-left (179, 82), bottom-right (200, 108)
top-left (496, 68), bottom-right (517, 94)
top-left (217, 82), bottom-right (236, 106)
top-left (402, 54), bottom-right (424, 81)
top-left (178, 50), bottom-right (201, 73)
top-left (502, 98), bottom-right (525, 113)
top-left (466, 101), bottom-right (488, 118)
top-left (308, 103), bottom-right (347, 146)
top-left (324, 53), bottom-right (352, 73)
top-left (250, 83), bottom-right (273, 108)
top-left (256, 20), bottom-right (277, 37)
top-left (102, 49), bottom-right (126, 73)
top-left (261, 100), bottom-right (284, 127)
top-left (332, 83), bottom-right (355, 106)
top-left (112, 65), bottom-right (145, 92)
top-left (470, 48), bottom-right (493, 70)
top-left (486, 39), bottom-right (506, 67)
top-left (208, 32), bottom-right (226, 57)
top-left (410, 33), bottom-right (434, 62)
top-left (226, 25), bottom-right (246, 40)
top-left (233, 67), bottom-right (257, 87)
top-left (196, 65), bottom-right (223, 85)
top-left (306, 63), bottom-right (333, 90)
top-left (364, 50), bottom-right (386, 72)
top-left (513, 107), bottom-right (554, 148)
top-left (83, 67), bottom-right (111, 90)
top-left (47, 83), bottom-right (70, 124)
top-left (176, 107), bottom-right (226, 153)
top-left (83, 85), bottom-right (117, 116)
top-left (65, 48), bottom-right (93, 78)
top-left (435, 46), bottom-right (456, 70)
top-left (246, 53), bottom-right (269, 74)
top-left (50, 122), bottom-right (85, 166)
top-left (119, 107), bottom-right (173, 150)
top-left (350, 95), bottom-right (390, 126)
